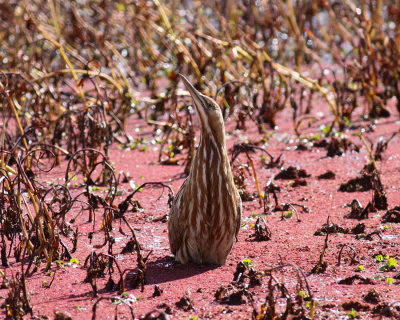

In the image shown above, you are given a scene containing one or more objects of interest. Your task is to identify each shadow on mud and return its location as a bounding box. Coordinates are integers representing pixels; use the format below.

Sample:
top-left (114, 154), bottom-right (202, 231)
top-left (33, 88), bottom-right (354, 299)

top-left (145, 256), bottom-right (217, 285)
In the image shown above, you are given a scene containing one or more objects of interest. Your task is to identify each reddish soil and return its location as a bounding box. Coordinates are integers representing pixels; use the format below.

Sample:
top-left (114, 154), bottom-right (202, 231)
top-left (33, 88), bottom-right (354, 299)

top-left (1, 96), bottom-right (400, 319)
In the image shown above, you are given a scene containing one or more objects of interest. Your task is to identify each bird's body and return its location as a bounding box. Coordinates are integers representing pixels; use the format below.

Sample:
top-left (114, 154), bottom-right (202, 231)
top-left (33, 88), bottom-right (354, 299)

top-left (168, 75), bottom-right (242, 265)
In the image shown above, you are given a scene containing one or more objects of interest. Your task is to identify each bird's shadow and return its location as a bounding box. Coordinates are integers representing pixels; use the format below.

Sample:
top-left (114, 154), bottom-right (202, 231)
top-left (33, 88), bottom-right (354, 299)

top-left (145, 256), bottom-right (218, 285)
top-left (164, 172), bottom-right (187, 183)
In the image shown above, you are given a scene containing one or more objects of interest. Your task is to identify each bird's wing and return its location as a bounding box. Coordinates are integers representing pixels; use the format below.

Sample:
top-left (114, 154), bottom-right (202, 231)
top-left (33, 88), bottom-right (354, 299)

top-left (235, 198), bottom-right (242, 241)
top-left (168, 182), bottom-right (186, 254)
top-left (168, 207), bottom-right (181, 254)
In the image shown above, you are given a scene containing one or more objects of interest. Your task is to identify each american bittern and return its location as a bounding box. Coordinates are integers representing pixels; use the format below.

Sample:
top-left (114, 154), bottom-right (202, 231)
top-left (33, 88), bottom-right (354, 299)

top-left (168, 74), bottom-right (242, 265)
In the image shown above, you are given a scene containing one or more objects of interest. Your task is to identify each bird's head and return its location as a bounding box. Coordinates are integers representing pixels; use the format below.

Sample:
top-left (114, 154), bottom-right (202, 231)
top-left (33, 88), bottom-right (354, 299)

top-left (179, 74), bottom-right (225, 143)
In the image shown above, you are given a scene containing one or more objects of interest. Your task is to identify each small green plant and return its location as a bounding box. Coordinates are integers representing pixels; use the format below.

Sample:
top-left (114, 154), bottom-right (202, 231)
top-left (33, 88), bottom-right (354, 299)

top-left (348, 309), bottom-right (357, 319)
top-left (74, 305), bottom-right (86, 310)
top-left (355, 265), bottom-right (364, 272)
top-left (117, 3), bottom-right (126, 11)
top-left (242, 258), bottom-right (254, 270)
top-left (283, 211), bottom-right (293, 219)
top-left (261, 155), bottom-right (267, 164)
top-left (387, 258), bottom-right (397, 268)
top-left (383, 258), bottom-right (397, 271)
top-left (310, 134), bottom-right (322, 140)
top-left (386, 277), bottom-right (394, 284)
top-left (115, 189), bottom-right (124, 196)
top-left (298, 290), bottom-right (307, 299)
top-left (375, 254), bottom-right (397, 271)
top-left (70, 258), bottom-right (79, 264)
top-left (343, 117), bottom-right (352, 127)
top-left (54, 260), bottom-right (65, 268)
top-left (113, 294), bottom-right (136, 304)
top-left (88, 185), bottom-right (102, 194)
top-left (320, 124), bottom-right (331, 136)
top-left (305, 300), bottom-right (319, 309)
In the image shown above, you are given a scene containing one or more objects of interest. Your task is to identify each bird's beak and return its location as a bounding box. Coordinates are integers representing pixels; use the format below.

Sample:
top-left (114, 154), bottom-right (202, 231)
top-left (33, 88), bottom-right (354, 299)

top-left (179, 74), bottom-right (205, 116)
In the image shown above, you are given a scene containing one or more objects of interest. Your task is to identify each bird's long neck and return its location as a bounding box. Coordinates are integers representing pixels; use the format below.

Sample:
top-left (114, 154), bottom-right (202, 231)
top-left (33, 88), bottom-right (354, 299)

top-left (189, 129), bottom-right (232, 187)
top-left (203, 129), bottom-right (224, 164)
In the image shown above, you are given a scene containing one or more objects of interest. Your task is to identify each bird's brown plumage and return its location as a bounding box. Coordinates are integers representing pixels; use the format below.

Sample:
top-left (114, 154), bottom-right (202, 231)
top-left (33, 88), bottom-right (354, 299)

top-left (168, 74), bottom-right (242, 265)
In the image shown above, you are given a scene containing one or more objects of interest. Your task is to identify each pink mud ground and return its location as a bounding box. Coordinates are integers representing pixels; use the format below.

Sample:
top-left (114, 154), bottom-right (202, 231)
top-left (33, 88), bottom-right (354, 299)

top-left (1, 94), bottom-right (400, 320)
